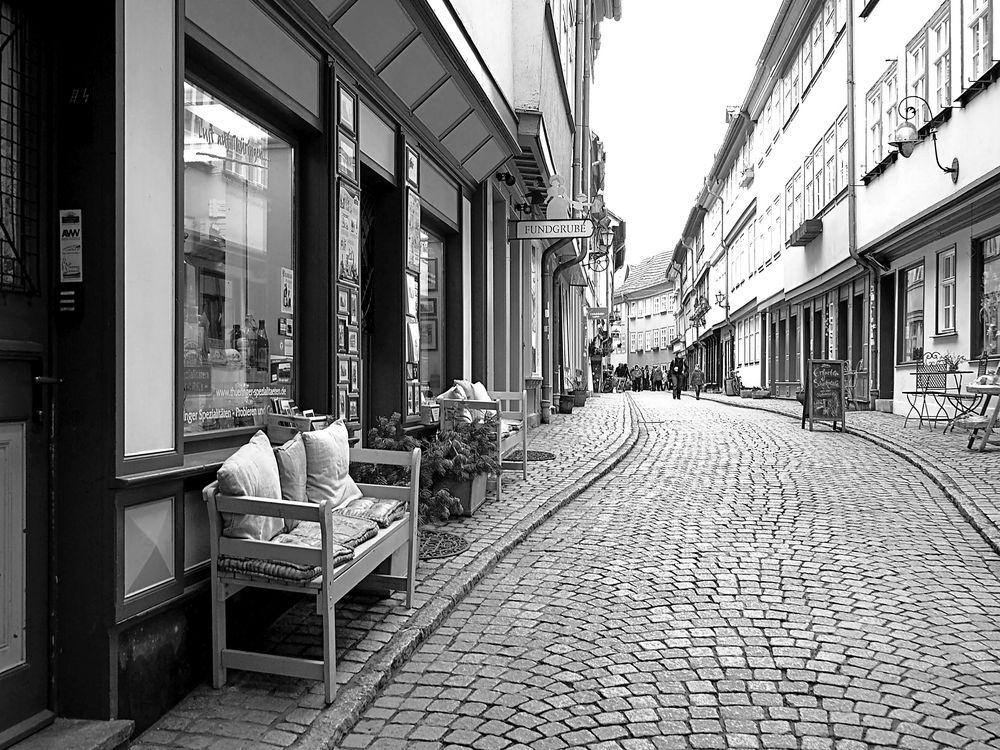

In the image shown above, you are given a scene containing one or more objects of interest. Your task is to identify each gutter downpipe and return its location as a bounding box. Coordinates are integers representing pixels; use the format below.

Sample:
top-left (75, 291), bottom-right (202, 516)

top-left (846, 0), bottom-right (885, 407)
top-left (704, 185), bottom-right (731, 369)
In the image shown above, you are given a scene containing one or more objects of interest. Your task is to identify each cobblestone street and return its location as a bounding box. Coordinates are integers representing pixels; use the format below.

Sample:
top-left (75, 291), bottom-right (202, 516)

top-left (336, 392), bottom-right (1000, 750)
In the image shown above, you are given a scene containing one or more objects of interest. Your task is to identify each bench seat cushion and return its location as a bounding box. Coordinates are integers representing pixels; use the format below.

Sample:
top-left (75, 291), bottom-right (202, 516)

top-left (289, 517), bottom-right (379, 549)
top-left (217, 540), bottom-right (353, 583)
top-left (334, 496), bottom-right (406, 528)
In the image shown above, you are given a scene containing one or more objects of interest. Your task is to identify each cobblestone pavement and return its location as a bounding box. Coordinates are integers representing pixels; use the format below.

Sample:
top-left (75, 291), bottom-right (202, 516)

top-left (697, 393), bottom-right (1000, 554)
top-left (336, 392), bottom-right (1000, 750)
top-left (133, 394), bottom-right (636, 750)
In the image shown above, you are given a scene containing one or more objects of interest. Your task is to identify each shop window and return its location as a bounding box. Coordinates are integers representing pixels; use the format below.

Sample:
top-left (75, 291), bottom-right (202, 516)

top-left (978, 232), bottom-right (1000, 356)
top-left (181, 81), bottom-right (294, 438)
top-left (936, 247), bottom-right (956, 334)
top-left (898, 263), bottom-right (925, 362)
top-left (419, 228), bottom-right (445, 395)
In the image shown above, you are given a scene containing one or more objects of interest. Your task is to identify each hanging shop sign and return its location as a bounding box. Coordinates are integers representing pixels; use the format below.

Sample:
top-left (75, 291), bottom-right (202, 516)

top-left (508, 218), bottom-right (595, 240)
top-left (801, 358), bottom-right (846, 433)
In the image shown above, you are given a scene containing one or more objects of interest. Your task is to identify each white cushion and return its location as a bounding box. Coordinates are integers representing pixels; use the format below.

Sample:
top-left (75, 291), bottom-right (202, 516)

top-left (471, 381), bottom-right (492, 403)
top-left (217, 431), bottom-right (285, 541)
top-left (301, 420), bottom-right (363, 508)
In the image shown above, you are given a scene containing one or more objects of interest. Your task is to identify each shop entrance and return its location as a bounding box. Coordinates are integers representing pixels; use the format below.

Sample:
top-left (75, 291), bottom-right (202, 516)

top-left (0, 3), bottom-right (52, 745)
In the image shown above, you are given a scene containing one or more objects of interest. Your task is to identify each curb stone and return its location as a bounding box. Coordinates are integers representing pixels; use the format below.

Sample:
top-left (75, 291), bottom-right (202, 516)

top-left (701, 393), bottom-right (1000, 558)
top-left (292, 394), bottom-right (644, 749)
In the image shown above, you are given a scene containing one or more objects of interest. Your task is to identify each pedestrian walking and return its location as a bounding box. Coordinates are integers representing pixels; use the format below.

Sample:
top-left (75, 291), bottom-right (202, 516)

top-left (631, 364), bottom-right (642, 392)
top-left (651, 365), bottom-right (663, 391)
top-left (690, 364), bottom-right (706, 400)
top-left (668, 354), bottom-right (687, 400)
top-left (643, 365), bottom-right (651, 391)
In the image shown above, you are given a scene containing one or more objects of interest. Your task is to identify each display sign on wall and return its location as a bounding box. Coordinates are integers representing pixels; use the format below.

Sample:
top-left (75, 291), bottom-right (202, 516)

top-left (59, 209), bottom-right (83, 283)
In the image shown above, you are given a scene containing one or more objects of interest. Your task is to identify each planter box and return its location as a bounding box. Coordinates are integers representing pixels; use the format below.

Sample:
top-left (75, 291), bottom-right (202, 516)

top-left (724, 378), bottom-right (739, 396)
top-left (435, 473), bottom-right (489, 517)
top-left (572, 390), bottom-right (588, 407)
top-left (750, 391), bottom-right (770, 399)
top-left (558, 394), bottom-right (575, 414)
top-left (739, 388), bottom-right (753, 398)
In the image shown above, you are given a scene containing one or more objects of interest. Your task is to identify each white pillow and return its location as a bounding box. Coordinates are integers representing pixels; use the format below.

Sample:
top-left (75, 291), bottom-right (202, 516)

top-left (454, 379), bottom-right (476, 400)
top-left (471, 381), bottom-right (492, 403)
top-left (301, 420), bottom-right (363, 508)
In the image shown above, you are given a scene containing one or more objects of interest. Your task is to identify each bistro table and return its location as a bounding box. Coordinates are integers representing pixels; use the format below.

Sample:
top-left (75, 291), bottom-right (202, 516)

top-left (905, 369), bottom-right (972, 428)
top-left (957, 383), bottom-right (1000, 451)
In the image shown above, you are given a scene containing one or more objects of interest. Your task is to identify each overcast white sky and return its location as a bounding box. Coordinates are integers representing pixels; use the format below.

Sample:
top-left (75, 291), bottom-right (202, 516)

top-left (591, 1), bottom-right (784, 266)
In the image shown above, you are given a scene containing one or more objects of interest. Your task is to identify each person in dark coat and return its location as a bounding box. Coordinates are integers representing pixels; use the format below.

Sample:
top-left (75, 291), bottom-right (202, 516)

top-left (668, 354), bottom-right (687, 400)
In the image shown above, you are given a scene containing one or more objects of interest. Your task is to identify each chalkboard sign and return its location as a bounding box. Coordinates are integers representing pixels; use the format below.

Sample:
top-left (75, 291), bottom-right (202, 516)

top-left (801, 359), bottom-right (846, 432)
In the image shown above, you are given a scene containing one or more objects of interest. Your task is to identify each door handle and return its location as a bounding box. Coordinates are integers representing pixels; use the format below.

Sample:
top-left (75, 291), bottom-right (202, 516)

top-left (32, 375), bottom-right (61, 423)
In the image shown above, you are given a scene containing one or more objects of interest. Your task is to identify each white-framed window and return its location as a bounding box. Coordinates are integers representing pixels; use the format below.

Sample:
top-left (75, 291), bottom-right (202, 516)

top-left (785, 178), bottom-right (796, 240)
top-left (931, 7), bottom-right (951, 111)
top-left (837, 110), bottom-right (849, 191)
top-left (804, 155), bottom-right (815, 219)
top-left (812, 141), bottom-right (825, 214)
top-left (884, 70), bottom-right (899, 154)
top-left (784, 53), bottom-right (802, 121)
top-left (824, 0), bottom-right (837, 52)
top-left (668, 325), bottom-right (676, 341)
top-left (629, 331), bottom-right (636, 353)
top-left (968, 0), bottom-right (992, 82)
top-left (907, 32), bottom-right (928, 128)
top-left (748, 219), bottom-right (756, 276)
top-left (824, 126), bottom-right (837, 201)
top-left (867, 80), bottom-right (883, 169)
top-left (773, 196), bottom-right (782, 258)
top-left (899, 263), bottom-right (926, 363)
top-left (802, 25), bottom-right (814, 86)
top-left (644, 330), bottom-right (652, 350)
top-left (937, 246), bottom-right (957, 333)
top-left (653, 328), bottom-right (660, 349)
top-left (812, 15), bottom-right (825, 73)
top-left (764, 205), bottom-right (773, 264)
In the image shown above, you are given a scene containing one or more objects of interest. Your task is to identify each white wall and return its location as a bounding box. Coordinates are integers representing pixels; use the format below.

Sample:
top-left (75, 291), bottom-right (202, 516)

top-left (450, 0), bottom-right (515, 107)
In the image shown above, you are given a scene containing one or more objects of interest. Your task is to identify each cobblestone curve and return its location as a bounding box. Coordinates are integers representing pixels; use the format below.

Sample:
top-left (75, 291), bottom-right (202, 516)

top-left (337, 393), bottom-right (1000, 750)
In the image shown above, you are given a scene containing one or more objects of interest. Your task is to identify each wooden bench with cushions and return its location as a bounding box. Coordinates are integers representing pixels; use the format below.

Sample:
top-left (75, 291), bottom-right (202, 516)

top-left (202, 422), bottom-right (420, 703)
top-left (436, 379), bottom-right (528, 504)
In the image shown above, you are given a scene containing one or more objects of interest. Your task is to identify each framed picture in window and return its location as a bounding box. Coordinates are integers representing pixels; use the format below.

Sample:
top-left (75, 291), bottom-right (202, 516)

top-left (337, 131), bottom-right (356, 181)
top-left (419, 319), bottom-right (437, 350)
top-left (406, 189), bottom-right (421, 272)
top-left (405, 272), bottom-right (419, 317)
top-left (347, 328), bottom-right (359, 354)
top-left (405, 145), bottom-right (419, 188)
top-left (338, 319), bottom-right (348, 353)
top-left (337, 287), bottom-right (349, 315)
top-left (338, 182), bottom-right (360, 284)
top-left (338, 84), bottom-right (356, 134)
top-left (419, 298), bottom-right (437, 318)
top-left (338, 387), bottom-right (348, 420)
top-left (410, 383), bottom-right (421, 415)
top-left (338, 358), bottom-right (349, 384)
top-left (406, 363), bottom-right (418, 380)
top-left (425, 258), bottom-right (438, 292)
top-left (347, 395), bottom-right (359, 422)
top-left (349, 358), bottom-right (359, 391)
top-left (349, 287), bottom-right (359, 324)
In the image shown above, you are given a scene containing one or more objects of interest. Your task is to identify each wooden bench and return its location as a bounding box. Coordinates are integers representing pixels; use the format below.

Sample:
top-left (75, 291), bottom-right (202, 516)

top-left (438, 389), bottom-right (528, 505)
top-left (203, 446), bottom-right (420, 703)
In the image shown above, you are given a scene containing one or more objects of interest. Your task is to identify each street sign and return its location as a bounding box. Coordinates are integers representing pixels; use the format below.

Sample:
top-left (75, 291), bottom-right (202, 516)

top-left (508, 218), bottom-right (595, 240)
top-left (587, 307), bottom-right (607, 318)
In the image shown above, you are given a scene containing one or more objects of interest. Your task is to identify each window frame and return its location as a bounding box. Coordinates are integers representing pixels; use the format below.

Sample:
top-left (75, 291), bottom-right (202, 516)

top-left (967, 0), bottom-right (992, 83)
top-left (930, 5), bottom-right (952, 111)
top-left (907, 29), bottom-right (929, 128)
top-left (936, 245), bottom-right (957, 334)
top-left (897, 262), bottom-right (926, 364)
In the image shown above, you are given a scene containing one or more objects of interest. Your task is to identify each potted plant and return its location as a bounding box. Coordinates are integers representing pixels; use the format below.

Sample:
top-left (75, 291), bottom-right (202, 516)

top-left (940, 352), bottom-right (966, 371)
top-left (350, 413), bottom-right (502, 519)
top-left (557, 393), bottom-right (575, 414)
top-left (750, 387), bottom-right (770, 399)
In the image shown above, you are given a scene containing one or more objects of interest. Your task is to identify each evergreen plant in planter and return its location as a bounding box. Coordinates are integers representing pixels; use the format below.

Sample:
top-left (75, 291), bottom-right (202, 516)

top-left (570, 369), bottom-right (588, 406)
top-left (350, 412), bottom-right (502, 521)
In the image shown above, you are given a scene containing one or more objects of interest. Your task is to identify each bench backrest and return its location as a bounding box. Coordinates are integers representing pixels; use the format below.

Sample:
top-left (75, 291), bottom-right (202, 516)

top-left (914, 364), bottom-right (948, 391)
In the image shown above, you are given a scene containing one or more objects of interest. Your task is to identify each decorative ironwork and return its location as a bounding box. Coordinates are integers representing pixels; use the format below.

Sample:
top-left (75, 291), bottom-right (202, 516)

top-left (0, 3), bottom-right (39, 295)
top-left (419, 529), bottom-right (470, 560)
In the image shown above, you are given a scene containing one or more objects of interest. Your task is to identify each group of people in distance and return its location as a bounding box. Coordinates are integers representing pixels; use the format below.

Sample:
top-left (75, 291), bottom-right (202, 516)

top-left (611, 354), bottom-right (706, 400)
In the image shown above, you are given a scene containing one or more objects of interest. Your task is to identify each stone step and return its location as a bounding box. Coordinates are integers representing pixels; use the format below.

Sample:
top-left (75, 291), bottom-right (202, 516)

top-left (11, 719), bottom-right (133, 750)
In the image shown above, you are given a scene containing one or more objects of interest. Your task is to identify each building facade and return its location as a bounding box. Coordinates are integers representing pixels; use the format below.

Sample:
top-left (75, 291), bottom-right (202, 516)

top-left (668, 0), bottom-right (1000, 412)
top-left (615, 251), bottom-right (678, 368)
top-left (0, 0), bottom-right (622, 744)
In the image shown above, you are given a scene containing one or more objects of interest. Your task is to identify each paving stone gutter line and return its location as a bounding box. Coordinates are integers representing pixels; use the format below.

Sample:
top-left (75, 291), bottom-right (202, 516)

top-left (702, 393), bottom-right (1000, 559)
top-left (292, 394), bottom-right (643, 750)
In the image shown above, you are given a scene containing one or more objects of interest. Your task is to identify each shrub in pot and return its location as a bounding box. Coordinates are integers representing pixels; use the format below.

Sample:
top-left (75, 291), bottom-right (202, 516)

top-left (570, 369), bottom-right (588, 406)
top-left (350, 412), bottom-right (501, 521)
top-left (558, 394), bottom-right (575, 414)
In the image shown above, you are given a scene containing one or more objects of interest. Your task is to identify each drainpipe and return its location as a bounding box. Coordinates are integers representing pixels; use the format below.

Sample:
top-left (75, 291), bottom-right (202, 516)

top-left (846, 0), bottom-right (887, 407)
top-left (704, 185), bottom-right (731, 372)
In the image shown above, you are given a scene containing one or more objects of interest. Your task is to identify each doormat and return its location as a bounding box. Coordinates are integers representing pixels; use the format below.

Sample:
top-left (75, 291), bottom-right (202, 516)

top-left (505, 450), bottom-right (556, 462)
top-left (419, 530), bottom-right (470, 560)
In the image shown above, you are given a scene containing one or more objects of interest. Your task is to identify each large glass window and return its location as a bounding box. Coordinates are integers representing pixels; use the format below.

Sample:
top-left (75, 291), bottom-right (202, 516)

top-left (899, 264), bottom-right (925, 362)
top-left (182, 81), bottom-right (294, 437)
top-left (980, 233), bottom-right (1000, 355)
top-left (969, 0), bottom-right (992, 81)
top-left (936, 247), bottom-right (956, 334)
top-left (419, 228), bottom-right (446, 395)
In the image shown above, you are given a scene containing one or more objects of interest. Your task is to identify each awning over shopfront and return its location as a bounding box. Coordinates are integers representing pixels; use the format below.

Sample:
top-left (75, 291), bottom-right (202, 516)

top-left (310, 0), bottom-right (519, 182)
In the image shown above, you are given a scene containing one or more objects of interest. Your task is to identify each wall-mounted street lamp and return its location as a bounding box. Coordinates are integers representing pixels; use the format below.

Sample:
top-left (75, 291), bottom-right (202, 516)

top-left (714, 290), bottom-right (729, 311)
top-left (888, 95), bottom-right (959, 184)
